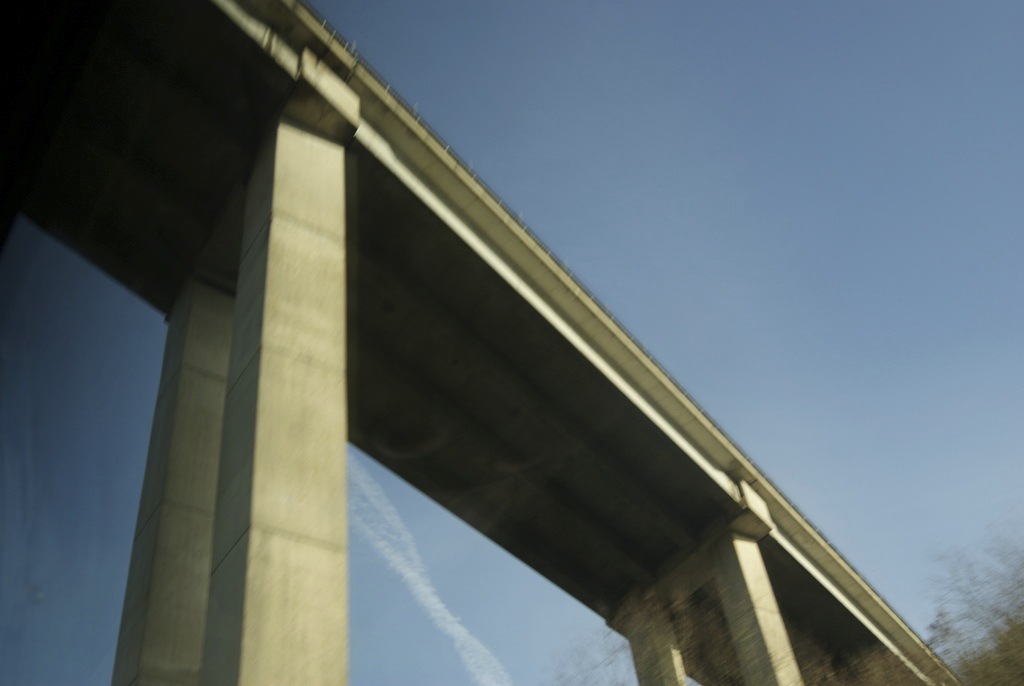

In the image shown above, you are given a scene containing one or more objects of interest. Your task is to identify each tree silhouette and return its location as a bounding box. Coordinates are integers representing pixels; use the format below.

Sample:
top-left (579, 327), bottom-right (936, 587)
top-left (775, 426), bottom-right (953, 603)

top-left (929, 527), bottom-right (1024, 685)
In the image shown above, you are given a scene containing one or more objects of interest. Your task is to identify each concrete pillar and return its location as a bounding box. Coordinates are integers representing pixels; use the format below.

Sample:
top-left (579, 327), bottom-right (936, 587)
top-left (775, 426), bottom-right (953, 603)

top-left (112, 278), bottom-right (233, 686)
top-left (199, 117), bottom-right (350, 685)
top-left (713, 533), bottom-right (804, 686)
top-left (614, 592), bottom-right (688, 686)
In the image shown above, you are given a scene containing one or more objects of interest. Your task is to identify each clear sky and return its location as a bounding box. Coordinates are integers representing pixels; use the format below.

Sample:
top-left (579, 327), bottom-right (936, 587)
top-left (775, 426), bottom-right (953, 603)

top-left (2, 1), bottom-right (1023, 685)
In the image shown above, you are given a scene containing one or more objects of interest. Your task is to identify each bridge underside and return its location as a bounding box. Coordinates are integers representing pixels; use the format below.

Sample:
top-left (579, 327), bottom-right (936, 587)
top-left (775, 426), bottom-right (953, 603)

top-left (13, 0), bottom-right (953, 684)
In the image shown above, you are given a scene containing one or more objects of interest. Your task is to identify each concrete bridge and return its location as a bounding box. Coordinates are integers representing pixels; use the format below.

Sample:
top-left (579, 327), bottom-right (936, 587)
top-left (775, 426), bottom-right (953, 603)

top-left (8, 0), bottom-right (958, 684)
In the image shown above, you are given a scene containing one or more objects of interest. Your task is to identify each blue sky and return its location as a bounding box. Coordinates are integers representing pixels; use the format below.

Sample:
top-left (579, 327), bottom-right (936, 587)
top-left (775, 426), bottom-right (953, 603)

top-left (2, 1), bottom-right (1023, 684)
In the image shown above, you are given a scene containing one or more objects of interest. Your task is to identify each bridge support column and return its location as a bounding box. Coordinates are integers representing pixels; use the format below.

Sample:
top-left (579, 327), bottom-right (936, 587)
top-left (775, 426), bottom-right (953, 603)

top-left (112, 279), bottom-right (233, 686)
top-left (614, 591), bottom-right (688, 686)
top-left (713, 532), bottom-right (804, 686)
top-left (200, 117), bottom-right (351, 685)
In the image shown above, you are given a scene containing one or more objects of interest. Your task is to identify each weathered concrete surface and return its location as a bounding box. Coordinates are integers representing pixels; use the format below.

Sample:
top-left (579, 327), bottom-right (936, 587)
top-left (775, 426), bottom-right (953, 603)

top-left (9, 0), bottom-right (959, 684)
top-left (715, 533), bottom-right (805, 686)
top-left (113, 279), bottom-right (233, 685)
top-left (201, 119), bottom-right (350, 685)
top-left (614, 591), bottom-right (688, 686)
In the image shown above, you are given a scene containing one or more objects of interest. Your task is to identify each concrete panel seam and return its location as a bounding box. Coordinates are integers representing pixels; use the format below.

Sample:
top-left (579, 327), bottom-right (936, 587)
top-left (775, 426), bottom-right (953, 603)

top-left (209, 528), bottom-right (250, 580)
top-left (223, 343), bottom-right (262, 398)
top-left (161, 497), bottom-right (218, 520)
top-left (223, 342), bottom-right (347, 399)
top-left (238, 213), bottom-right (272, 269)
top-left (133, 502), bottom-right (164, 546)
top-left (268, 208), bottom-right (347, 246)
top-left (210, 522), bottom-right (348, 578)
top-left (154, 365), bottom-right (184, 403)
top-left (180, 362), bottom-right (231, 384)
top-left (259, 341), bottom-right (346, 379)
top-left (249, 522), bottom-right (347, 554)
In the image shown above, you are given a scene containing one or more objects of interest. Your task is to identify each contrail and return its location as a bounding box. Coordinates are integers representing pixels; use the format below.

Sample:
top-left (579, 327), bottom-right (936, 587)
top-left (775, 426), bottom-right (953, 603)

top-left (349, 455), bottom-right (514, 686)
